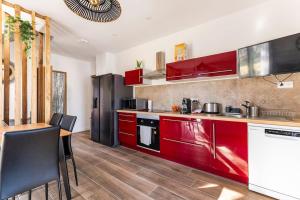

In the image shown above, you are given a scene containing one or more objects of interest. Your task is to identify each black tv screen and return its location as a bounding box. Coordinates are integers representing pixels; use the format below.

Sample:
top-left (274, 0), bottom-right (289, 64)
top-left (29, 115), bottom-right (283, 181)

top-left (238, 33), bottom-right (300, 78)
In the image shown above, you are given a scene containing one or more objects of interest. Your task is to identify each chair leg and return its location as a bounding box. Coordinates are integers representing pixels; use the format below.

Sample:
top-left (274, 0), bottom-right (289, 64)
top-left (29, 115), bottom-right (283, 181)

top-left (71, 155), bottom-right (79, 186)
top-left (28, 190), bottom-right (32, 200)
top-left (57, 179), bottom-right (62, 200)
top-left (45, 183), bottom-right (48, 200)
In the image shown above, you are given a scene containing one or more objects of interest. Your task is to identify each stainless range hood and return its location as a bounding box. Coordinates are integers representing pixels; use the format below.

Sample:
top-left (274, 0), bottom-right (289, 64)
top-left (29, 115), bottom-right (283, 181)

top-left (142, 51), bottom-right (166, 80)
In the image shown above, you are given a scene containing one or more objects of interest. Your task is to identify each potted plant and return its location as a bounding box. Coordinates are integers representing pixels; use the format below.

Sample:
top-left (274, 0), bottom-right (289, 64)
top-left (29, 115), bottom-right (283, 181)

top-left (5, 16), bottom-right (35, 56)
top-left (136, 60), bottom-right (144, 69)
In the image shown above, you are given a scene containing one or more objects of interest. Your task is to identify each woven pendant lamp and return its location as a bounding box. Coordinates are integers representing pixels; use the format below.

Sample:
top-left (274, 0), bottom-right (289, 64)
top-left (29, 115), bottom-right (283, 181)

top-left (64, 0), bottom-right (122, 22)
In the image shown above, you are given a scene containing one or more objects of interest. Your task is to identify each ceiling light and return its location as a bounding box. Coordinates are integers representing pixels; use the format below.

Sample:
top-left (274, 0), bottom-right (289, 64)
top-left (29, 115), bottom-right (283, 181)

top-left (64, 0), bottom-right (122, 23)
top-left (79, 38), bottom-right (89, 44)
top-left (89, 0), bottom-right (100, 7)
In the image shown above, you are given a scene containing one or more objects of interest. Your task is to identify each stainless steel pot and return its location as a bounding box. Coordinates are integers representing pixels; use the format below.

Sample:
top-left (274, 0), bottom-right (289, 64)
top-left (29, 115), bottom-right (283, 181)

top-left (202, 103), bottom-right (221, 114)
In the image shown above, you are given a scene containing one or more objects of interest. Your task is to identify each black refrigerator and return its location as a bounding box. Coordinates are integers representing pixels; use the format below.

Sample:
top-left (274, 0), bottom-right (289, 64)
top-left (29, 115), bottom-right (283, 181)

top-left (91, 74), bottom-right (133, 146)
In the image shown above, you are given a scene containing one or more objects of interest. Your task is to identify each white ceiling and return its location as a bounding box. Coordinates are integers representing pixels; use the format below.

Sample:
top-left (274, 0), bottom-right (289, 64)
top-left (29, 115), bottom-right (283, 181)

top-left (8, 0), bottom-right (268, 61)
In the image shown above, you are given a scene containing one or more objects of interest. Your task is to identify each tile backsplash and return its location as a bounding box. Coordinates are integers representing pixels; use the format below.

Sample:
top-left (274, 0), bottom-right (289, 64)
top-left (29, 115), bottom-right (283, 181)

top-left (135, 73), bottom-right (300, 117)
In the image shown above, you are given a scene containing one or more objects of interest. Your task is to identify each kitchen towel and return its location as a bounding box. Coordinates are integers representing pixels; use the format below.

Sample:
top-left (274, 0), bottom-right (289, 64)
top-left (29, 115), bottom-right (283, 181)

top-left (140, 126), bottom-right (152, 146)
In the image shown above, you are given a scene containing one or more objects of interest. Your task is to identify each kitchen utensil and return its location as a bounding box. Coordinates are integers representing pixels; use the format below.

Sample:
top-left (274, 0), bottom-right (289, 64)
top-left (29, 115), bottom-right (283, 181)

top-left (202, 103), bottom-right (221, 114)
top-left (181, 98), bottom-right (192, 114)
top-left (250, 106), bottom-right (259, 118)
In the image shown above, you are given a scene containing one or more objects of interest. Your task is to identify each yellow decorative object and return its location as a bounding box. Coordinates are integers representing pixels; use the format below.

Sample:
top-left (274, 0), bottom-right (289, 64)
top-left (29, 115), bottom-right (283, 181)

top-left (175, 43), bottom-right (187, 61)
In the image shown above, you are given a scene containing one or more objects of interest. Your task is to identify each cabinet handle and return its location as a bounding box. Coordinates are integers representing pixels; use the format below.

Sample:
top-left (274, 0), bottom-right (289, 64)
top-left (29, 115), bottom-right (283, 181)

top-left (162, 118), bottom-right (191, 123)
top-left (119, 114), bottom-right (135, 118)
top-left (166, 73), bottom-right (194, 79)
top-left (212, 123), bottom-right (216, 159)
top-left (162, 138), bottom-right (204, 147)
top-left (119, 131), bottom-right (134, 136)
top-left (139, 70), bottom-right (142, 82)
top-left (198, 69), bottom-right (233, 76)
top-left (119, 119), bottom-right (135, 123)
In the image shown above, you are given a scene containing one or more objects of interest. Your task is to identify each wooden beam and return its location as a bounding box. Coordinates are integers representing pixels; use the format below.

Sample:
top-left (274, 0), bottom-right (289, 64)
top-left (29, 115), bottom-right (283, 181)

top-left (0, 0), bottom-right (3, 122)
top-left (3, 13), bottom-right (10, 125)
top-left (2, 1), bottom-right (46, 20)
top-left (14, 5), bottom-right (22, 125)
top-left (45, 17), bottom-right (51, 123)
top-left (37, 33), bottom-right (45, 123)
top-left (22, 44), bottom-right (27, 124)
top-left (31, 12), bottom-right (37, 124)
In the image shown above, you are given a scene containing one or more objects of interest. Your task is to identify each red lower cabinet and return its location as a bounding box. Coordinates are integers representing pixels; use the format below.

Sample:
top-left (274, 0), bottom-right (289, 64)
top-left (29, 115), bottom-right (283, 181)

top-left (160, 116), bottom-right (248, 184)
top-left (211, 120), bottom-right (248, 184)
top-left (118, 113), bottom-right (137, 149)
top-left (160, 116), bottom-right (212, 171)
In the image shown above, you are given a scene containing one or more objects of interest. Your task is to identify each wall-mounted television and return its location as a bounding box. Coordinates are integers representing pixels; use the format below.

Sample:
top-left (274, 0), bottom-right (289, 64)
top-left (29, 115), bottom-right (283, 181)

top-left (238, 33), bottom-right (300, 78)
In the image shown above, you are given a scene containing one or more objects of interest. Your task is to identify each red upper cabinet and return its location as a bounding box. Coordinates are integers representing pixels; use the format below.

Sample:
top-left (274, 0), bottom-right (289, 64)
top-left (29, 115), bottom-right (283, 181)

top-left (211, 120), bottom-right (248, 184)
top-left (125, 69), bottom-right (143, 85)
top-left (197, 51), bottom-right (237, 77)
top-left (166, 51), bottom-right (237, 81)
top-left (160, 116), bottom-right (212, 171)
top-left (165, 58), bottom-right (199, 81)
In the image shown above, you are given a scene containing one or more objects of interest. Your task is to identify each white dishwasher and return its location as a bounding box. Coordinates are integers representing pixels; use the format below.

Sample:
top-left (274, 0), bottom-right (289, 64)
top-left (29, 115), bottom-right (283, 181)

top-left (248, 123), bottom-right (300, 200)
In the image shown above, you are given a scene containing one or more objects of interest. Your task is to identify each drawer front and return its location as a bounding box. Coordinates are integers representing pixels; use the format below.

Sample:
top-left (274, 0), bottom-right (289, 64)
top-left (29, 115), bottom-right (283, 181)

top-left (118, 118), bottom-right (136, 134)
top-left (160, 116), bottom-right (211, 146)
top-left (160, 137), bottom-right (211, 170)
top-left (119, 131), bottom-right (136, 148)
top-left (118, 112), bottom-right (136, 120)
top-left (118, 112), bottom-right (137, 149)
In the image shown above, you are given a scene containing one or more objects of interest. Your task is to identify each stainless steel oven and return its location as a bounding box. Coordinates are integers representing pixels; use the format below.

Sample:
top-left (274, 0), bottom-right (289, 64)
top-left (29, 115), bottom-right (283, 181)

top-left (136, 114), bottom-right (160, 152)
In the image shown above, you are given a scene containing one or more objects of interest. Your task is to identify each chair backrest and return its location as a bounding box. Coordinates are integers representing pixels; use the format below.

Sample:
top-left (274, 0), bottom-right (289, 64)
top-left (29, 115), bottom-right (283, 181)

top-left (49, 113), bottom-right (63, 126)
top-left (0, 127), bottom-right (60, 199)
top-left (60, 115), bottom-right (77, 132)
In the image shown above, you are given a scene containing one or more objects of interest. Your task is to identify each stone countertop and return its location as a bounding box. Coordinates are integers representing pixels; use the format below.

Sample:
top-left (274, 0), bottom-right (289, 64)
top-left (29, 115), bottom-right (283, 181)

top-left (117, 110), bottom-right (300, 127)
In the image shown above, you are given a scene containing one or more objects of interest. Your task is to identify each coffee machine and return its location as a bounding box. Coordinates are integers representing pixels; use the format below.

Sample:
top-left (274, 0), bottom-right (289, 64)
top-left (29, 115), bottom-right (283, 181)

top-left (181, 98), bottom-right (192, 114)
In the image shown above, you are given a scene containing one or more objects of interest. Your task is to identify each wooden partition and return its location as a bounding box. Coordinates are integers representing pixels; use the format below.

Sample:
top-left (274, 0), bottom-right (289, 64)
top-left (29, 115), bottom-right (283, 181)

top-left (0, 1), bottom-right (52, 125)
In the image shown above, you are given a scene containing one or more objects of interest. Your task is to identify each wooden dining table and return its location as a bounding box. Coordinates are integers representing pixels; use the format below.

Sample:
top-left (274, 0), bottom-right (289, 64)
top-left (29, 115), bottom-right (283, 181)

top-left (0, 123), bottom-right (72, 200)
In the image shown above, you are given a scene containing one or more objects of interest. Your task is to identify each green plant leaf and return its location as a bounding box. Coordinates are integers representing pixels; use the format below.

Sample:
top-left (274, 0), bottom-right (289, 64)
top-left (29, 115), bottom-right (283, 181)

top-left (5, 16), bottom-right (34, 56)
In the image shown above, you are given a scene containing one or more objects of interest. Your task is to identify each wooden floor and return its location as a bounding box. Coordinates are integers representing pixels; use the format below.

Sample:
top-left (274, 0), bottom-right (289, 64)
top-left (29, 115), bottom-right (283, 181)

top-left (15, 132), bottom-right (273, 200)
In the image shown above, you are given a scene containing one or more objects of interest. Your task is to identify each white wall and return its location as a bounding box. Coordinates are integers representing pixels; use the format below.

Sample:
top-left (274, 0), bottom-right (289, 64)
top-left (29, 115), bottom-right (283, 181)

top-left (104, 0), bottom-right (300, 85)
top-left (51, 54), bottom-right (95, 132)
top-left (96, 52), bottom-right (117, 75)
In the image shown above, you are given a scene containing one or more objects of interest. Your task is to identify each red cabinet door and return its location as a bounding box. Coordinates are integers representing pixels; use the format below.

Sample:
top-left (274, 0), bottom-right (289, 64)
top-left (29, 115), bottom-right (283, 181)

top-left (125, 69), bottom-right (143, 85)
top-left (160, 116), bottom-right (212, 170)
top-left (211, 120), bottom-right (248, 184)
top-left (166, 51), bottom-right (237, 81)
top-left (118, 113), bottom-right (137, 149)
top-left (166, 58), bottom-right (199, 81)
top-left (197, 51), bottom-right (237, 77)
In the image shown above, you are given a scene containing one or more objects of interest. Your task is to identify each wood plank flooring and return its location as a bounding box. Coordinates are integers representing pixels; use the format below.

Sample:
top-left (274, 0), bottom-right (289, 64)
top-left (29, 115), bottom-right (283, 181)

top-left (14, 132), bottom-right (273, 200)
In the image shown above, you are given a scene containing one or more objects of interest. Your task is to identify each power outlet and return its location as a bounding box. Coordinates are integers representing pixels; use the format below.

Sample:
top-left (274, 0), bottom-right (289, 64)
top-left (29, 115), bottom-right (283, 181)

top-left (277, 81), bottom-right (294, 89)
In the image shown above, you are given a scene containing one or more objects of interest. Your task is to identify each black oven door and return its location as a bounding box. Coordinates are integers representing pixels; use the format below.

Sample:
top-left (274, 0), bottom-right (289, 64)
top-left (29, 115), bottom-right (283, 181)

top-left (137, 118), bottom-right (160, 151)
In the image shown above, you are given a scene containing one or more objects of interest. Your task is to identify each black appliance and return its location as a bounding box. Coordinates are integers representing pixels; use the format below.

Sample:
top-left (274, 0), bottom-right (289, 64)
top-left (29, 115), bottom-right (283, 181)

top-left (91, 74), bottom-right (133, 146)
top-left (181, 98), bottom-right (192, 114)
top-left (121, 98), bottom-right (148, 110)
top-left (238, 33), bottom-right (300, 78)
top-left (136, 114), bottom-right (160, 152)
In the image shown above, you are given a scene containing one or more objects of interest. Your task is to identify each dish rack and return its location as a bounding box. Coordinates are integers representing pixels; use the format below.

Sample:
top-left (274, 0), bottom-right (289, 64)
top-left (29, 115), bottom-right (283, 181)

top-left (260, 109), bottom-right (296, 121)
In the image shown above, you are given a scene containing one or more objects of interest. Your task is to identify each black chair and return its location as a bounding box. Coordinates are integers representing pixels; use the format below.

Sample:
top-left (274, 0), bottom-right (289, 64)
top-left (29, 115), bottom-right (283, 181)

top-left (0, 127), bottom-right (62, 200)
top-left (60, 115), bottom-right (79, 186)
top-left (49, 113), bottom-right (63, 126)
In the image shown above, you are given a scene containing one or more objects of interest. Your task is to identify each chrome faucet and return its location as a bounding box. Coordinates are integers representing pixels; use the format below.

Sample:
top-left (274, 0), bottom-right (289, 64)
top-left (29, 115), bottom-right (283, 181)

top-left (241, 101), bottom-right (251, 117)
